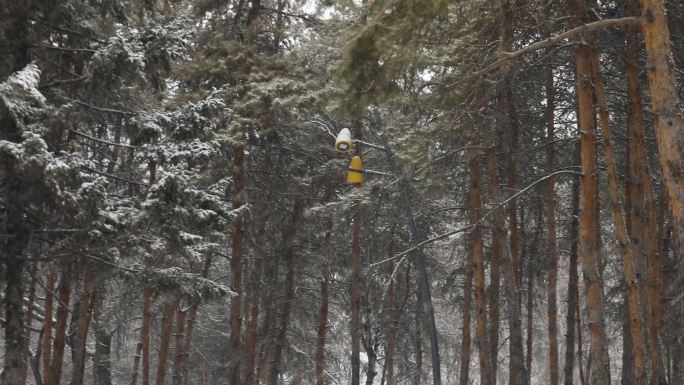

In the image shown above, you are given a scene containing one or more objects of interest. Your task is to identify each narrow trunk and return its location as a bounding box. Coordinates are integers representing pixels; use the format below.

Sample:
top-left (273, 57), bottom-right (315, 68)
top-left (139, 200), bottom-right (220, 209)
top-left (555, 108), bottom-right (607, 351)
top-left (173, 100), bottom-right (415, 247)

top-left (155, 298), bottom-right (179, 385)
top-left (622, 298), bottom-right (635, 385)
top-left (268, 199), bottom-right (303, 385)
top-left (141, 290), bottom-right (152, 385)
top-left (42, 269), bottom-right (55, 385)
top-left (569, 4), bottom-right (611, 380)
top-left (564, 179), bottom-right (580, 385)
top-left (351, 119), bottom-right (364, 385)
top-left (50, 262), bottom-right (73, 385)
top-left (228, 142), bottom-right (246, 385)
top-left (130, 343), bottom-right (142, 385)
top-left (577, 296), bottom-right (586, 385)
top-left (71, 268), bottom-right (95, 385)
top-left (526, 262), bottom-right (534, 379)
top-left (543, 24), bottom-right (559, 385)
top-left (181, 255), bottom-right (213, 385)
top-left (314, 211), bottom-right (333, 385)
top-left (171, 308), bottom-right (187, 385)
top-left (483, 124), bottom-right (528, 385)
top-left (467, 148), bottom-right (492, 385)
top-left (364, 342), bottom-right (378, 385)
top-left (484, 132), bottom-right (502, 385)
top-left (458, 257), bottom-right (474, 385)
top-left (2, 242), bottom-right (26, 385)
top-left (93, 291), bottom-right (112, 385)
top-left (414, 319), bottom-right (423, 385)
top-left (20, 261), bottom-right (39, 385)
top-left (590, 43), bottom-right (647, 384)
top-left (244, 191), bottom-right (269, 385)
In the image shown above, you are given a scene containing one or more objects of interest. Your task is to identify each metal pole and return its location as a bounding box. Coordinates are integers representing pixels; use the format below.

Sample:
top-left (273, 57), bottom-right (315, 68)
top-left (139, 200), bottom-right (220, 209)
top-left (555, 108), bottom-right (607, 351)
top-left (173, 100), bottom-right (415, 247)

top-left (379, 134), bottom-right (442, 385)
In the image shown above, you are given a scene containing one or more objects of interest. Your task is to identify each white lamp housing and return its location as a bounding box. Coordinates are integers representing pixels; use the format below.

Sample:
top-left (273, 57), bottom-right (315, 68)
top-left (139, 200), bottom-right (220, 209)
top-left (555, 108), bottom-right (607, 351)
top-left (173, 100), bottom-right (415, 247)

top-left (335, 128), bottom-right (352, 153)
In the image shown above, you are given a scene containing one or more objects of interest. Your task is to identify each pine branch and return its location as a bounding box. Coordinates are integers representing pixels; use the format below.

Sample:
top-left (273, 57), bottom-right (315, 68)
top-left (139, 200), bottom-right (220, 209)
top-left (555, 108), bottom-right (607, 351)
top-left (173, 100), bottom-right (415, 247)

top-left (476, 16), bottom-right (641, 75)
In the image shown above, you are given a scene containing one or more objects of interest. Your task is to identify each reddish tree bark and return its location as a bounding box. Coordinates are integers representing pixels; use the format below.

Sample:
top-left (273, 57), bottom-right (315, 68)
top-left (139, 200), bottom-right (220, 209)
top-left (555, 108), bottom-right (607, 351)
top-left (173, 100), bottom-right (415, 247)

top-left (50, 262), bottom-right (73, 385)
top-left (42, 269), bottom-right (55, 385)
top-left (268, 199), bottom-right (303, 385)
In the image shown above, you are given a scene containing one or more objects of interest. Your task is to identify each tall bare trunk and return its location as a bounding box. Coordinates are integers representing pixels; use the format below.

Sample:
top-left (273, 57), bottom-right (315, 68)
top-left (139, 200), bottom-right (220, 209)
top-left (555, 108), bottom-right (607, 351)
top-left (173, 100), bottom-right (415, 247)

top-left (639, 0), bottom-right (684, 261)
top-left (458, 256), bottom-right (474, 385)
top-left (483, 124), bottom-right (528, 385)
top-left (42, 269), bottom-right (55, 385)
top-left (564, 178), bottom-right (580, 385)
top-left (181, 255), bottom-right (213, 385)
top-left (20, 261), bottom-right (39, 385)
top-left (171, 307), bottom-right (187, 385)
top-left (467, 148), bottom-right (492, 385)
top-left (589, 42), bottom-right (648, 384)
top-left (244, 192), bottom-right (269, 385)
top-left (571, 17), bottom-right (611, 384)
top-left (268, 199), bottom-right (303, 385)
top-left (351, 119), bottom-right (364, 385)
top-left (50, 262), bottom-right (73, 385)
top-left (71, 268), bottom-right (95, 385)
top-left (484, 124), bottom-right (502, 385)
top-left (155, 298), bottom-right (179, 385)
top-left (141, 290), bottom-right (152, 385)
top-left (543, 22), bottom-right (559, 385)
top-left (622, 298), bottom-right (635, 385)
top-left (413, 318), bottom-right (422, 385)
top-left (228, 141), bottom-right (246, 385)
top-left (315, 210), bottom-right (333, 385)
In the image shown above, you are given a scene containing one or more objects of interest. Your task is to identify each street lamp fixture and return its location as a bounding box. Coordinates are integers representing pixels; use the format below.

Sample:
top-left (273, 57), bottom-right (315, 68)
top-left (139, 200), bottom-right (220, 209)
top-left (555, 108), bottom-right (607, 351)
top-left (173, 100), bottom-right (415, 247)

top-left (346, 156), bottom-right (364, 184)
top-left (333, 128), bottom-right (442, 385)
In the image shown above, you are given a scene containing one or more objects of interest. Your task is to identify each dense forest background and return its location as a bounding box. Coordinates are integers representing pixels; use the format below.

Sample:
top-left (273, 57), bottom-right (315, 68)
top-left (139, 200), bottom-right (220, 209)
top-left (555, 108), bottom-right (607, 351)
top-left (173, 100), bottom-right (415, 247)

top-left (1, 0), bottom-right (683, 385)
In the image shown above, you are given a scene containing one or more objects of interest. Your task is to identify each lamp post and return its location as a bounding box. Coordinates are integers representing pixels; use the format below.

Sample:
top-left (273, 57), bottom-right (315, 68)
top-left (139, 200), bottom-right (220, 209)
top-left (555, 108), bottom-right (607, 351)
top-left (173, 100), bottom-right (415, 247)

top-left (335, 129), bottom-right (442, 385)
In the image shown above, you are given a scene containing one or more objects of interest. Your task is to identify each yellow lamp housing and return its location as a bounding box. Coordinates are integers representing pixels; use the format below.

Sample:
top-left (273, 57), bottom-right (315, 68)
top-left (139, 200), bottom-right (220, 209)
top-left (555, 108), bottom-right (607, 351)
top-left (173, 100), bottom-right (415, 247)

top-left (335, 128), bottom-right (352, 153)
top-left (346, 156), bottom-right (364, 184)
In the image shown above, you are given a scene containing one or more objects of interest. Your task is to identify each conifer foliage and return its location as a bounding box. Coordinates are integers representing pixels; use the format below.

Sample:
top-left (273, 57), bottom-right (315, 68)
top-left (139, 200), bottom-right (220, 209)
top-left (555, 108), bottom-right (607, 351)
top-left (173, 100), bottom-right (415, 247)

top-left (1, 1), bottom-right (683, 385)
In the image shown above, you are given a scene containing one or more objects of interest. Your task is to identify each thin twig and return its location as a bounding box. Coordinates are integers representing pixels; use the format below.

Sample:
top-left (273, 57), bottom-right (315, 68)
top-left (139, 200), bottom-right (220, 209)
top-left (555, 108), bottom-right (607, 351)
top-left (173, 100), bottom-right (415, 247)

top-left (69, 129), bottom-right (140, 149)
top-left (80, 165), bottom-right (149, 187)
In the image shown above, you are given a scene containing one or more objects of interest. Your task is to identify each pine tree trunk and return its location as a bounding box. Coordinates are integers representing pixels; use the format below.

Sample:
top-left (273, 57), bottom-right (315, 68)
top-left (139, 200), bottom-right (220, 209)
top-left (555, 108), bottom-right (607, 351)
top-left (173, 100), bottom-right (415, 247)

top-left (228, 141), bottom-right (246, 385)
top-left (2, 241), bottom-right (27, 385)
top-left (414, 318), bottom-right (422, 385)
top-left (155, 298), bottom-right (180, 385)
top-left (622, 298), bottom-right (635, 385)
top-left (315, 210), bottom-right (333, 385)
top-left (42, 269), bottom-right (56, 385)
top-left (624, 1), bottom-right (667, 383)
top-left (589, 42), bottom-right (648, 384)
top-left (71, 268), bottom-right (95, 385)
top-left (181, 255), bottom-right (213, 385)
top-left (140, 290), bottom-right (152, 385)
top-left (20, 261), bottom-right (39, 385)
top-left (639, 0), bottom-right (684, 262)
top-left (571, 19), bottom-right (611, 384)
top-left (543, 24), bottom-right (559, 385)
top-left (484, 129), bottom-right (502, 385)
top-left (483, 123), bottom-right (528, 385)
top-left (93, 289), bottom-right (112, 385)
top-left (50, 262), bottom-right (73, 385)
top-left (564, 179), bottom-right (580, 385)
top-left (351, 119), bottom-right (364, 385)
top-left (171, 308), bottom-right (187, 385)
top-left (458, 257), bottom-right (473, 385)
top-left (243, 192), bottom-right (268, 385)
top-left (268, 199), bottom-right (303, 385)
top-left (467, 148), bottom-right (492, 385)
top-left (526, 252), bottom-right (534, 381)
top-left (140, 160), bottom-right (157, 385)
